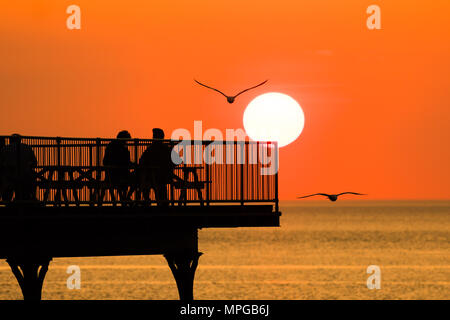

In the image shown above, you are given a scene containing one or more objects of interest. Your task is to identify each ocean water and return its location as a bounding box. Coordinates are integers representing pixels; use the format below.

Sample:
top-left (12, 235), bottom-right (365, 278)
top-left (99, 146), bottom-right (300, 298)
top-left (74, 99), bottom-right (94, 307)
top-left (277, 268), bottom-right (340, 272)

top-left (0, 201), bottom-right (449, 300)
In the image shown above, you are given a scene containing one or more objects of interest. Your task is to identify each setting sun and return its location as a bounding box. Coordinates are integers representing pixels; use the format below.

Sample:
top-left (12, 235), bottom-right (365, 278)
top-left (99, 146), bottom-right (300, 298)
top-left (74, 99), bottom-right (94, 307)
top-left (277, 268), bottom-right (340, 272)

top-left (243, 92), bottom-right (305, 148)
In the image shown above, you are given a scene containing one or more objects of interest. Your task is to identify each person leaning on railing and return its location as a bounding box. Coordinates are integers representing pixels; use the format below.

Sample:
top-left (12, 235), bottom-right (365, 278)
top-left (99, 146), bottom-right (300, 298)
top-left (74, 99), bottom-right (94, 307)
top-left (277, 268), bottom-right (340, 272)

top-left (102, 130), bottom-right (133, 203)
top-left (0, 134), bottom-right (37, 202)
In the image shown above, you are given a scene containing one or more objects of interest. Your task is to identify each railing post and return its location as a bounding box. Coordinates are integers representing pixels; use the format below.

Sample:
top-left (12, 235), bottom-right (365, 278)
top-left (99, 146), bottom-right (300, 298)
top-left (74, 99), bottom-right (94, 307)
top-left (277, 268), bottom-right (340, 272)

top-left (257, 141), bottom-right (261, 201)
top-left (134, 139), bottom-right (139, 165)
top-left (89, 143), bottom-right (93, 167)
top-left (134, 138), bottom-right (139, 201)
top-left (240, 142), bottom-right (245, 206)
top-left (56, 137), bottom-right (62, 206)
top-left (205, 143), bottom-right (210, 206)
top-left (56, 137), bottom-right (61, 166)
top-left (274, 142), bottom-right (279, 213)
top-left (96, 138), bottom-right (101, 206)
top-left (88, 141), bottom-right (94, 206)
top-left (16, 136), bottom-right (22, 202)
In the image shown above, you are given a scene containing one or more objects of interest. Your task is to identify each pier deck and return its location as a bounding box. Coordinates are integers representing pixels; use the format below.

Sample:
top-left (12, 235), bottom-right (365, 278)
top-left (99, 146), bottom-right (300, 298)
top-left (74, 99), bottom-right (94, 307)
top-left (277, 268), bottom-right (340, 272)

top-left (0, 135), bottom-right (280, 300)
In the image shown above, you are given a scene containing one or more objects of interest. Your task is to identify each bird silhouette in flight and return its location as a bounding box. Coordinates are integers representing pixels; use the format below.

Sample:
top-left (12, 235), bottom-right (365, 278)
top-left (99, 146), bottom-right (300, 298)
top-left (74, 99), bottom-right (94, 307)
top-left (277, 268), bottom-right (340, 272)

top-left (297, 192), bottom-right (366, 202)
top-left (194, 79), bottom-right (268, 103)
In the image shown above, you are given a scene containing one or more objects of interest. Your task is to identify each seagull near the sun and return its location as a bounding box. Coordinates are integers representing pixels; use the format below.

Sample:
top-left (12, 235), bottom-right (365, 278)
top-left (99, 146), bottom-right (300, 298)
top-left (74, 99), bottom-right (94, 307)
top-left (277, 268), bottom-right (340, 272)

top-left (194, 79), bottom-right (268, 104)
top-left (297, 192), bottom-right (366, 202)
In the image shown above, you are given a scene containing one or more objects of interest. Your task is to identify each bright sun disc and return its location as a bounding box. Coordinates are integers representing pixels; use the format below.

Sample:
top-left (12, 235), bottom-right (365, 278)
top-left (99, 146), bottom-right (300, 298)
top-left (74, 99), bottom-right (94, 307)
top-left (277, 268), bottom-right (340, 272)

top-left (243, 92), bottom-right (305, 147)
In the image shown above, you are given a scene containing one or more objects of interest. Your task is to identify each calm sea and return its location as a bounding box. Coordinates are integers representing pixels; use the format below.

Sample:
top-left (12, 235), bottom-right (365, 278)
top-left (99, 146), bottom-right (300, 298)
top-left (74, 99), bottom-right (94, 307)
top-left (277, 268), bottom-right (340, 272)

top-left (0, 201), bottom-right (449, 300)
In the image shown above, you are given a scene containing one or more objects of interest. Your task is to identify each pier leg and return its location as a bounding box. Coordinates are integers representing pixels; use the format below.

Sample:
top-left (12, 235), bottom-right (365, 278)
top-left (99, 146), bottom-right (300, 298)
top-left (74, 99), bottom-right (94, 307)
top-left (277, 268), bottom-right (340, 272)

top-left (6, 257), bottom-right (52, 301)
top-left (164, 251), bottom-right (202, 301)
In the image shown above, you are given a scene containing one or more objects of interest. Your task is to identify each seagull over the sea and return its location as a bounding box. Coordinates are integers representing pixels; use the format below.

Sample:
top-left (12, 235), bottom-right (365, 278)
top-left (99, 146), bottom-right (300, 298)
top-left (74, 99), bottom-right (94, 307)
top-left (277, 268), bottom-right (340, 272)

top-left (194, 79), bottom-right (268, 103)
top-left (297, 192), bottom-right (366, 202)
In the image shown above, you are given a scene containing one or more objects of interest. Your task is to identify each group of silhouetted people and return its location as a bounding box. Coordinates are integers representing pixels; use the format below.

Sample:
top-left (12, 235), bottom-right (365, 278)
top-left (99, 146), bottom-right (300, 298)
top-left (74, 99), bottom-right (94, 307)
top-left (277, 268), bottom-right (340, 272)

top-left (0, 129), bottom-right (178, 206)
top-left (102, 128), bottom-right (178, 206)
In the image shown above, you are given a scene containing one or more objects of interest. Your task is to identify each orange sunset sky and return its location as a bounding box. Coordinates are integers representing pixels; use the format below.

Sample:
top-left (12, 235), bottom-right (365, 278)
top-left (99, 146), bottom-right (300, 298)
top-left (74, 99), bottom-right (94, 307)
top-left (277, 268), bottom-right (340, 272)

top-left (0, 1), bottom-right (449, 200)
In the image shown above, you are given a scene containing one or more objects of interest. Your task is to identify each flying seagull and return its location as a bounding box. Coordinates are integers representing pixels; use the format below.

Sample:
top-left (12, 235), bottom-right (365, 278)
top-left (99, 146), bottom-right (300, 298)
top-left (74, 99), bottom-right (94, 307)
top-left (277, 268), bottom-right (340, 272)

top-left (297, 192), bottom-right (366, 202)
top-left (194, 79), bottom-right (268, 103)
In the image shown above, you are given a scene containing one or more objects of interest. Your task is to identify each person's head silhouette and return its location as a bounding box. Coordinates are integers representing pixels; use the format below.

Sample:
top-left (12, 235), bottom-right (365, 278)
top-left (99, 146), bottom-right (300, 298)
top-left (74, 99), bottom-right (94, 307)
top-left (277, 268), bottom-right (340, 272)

top-left (152, 128), bottom-right (165, 140)
top-left (10, 133), bottom-right (22, 145)
top-left (117, 130), bottom-right (131, 139)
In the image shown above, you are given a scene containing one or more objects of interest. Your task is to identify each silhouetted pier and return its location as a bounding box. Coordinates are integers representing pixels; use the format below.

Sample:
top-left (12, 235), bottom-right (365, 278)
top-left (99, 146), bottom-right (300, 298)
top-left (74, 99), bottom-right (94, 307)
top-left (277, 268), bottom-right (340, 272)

top-left (0, 135), bottom-right (280, 300)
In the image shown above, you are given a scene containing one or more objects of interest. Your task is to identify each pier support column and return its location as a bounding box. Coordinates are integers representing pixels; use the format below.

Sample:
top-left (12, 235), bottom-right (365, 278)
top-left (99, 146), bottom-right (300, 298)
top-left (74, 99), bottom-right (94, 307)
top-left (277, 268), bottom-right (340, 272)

top-left (6, 257), bottom-right (52, 301)
top-left (164, 251), bottom-right (202, 301)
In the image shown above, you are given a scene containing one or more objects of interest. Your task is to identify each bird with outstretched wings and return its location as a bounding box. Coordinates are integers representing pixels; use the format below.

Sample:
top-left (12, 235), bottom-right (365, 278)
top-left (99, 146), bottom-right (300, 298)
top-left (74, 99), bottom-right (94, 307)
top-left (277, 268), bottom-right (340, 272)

top-left (194, 79), bottom-right (268, 103)
top-left (297, 192), bottom-right (366, 202)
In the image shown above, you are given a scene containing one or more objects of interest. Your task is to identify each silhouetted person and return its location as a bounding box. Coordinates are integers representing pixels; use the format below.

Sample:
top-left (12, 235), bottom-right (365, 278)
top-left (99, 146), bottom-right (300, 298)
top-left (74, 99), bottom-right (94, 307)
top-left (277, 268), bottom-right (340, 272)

top-left (0, 137), bottom-right (5, 201)
top-left (0, 134), bottom-right (37, 202)
top-left (102, 130), bottom-right (132, 203)
top-left (139, 128), bottom-right (176, 206)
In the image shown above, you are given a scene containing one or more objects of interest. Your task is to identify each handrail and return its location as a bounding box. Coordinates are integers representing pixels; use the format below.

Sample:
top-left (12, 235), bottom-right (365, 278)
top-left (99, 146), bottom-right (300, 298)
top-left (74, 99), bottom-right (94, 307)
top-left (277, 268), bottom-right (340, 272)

top-left (0, 135), bottom-right (279, 210)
